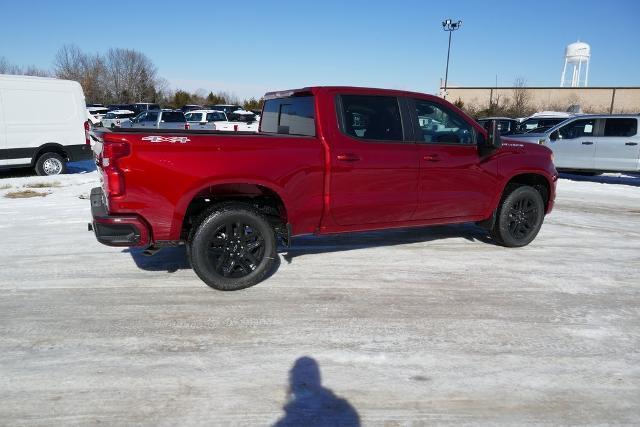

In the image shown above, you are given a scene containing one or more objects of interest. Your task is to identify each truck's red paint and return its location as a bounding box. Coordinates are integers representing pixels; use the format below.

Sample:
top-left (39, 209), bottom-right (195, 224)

top-left (92, 86), bottom-right (557, 248)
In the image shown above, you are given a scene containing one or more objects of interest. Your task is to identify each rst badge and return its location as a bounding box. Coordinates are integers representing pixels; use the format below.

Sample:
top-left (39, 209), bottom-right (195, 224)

top-left (142, 136), bottom-right (191, 144)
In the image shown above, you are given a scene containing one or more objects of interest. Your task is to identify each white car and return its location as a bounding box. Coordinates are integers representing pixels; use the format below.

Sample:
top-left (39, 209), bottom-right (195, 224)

top-left (508, 114), bottom-right (640, 172)
top-left (185, 109), bottom-right (260, 132)
top-left (102, 110), bottom-right (136, 129)
top-left (87, 106), bottom-right (109, 126)
top-left (0, 74), bottom-right (92, 175)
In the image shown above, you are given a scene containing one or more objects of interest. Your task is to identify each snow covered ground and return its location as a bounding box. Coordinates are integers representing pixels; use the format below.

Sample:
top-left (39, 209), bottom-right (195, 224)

top-left (0, 163), bottom-right (639, 425)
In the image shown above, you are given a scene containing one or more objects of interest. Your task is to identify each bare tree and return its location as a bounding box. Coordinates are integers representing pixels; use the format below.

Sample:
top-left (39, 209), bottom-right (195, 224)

top-left (1, 56), bottom-right (50, 77)
top-left (53, 45), bottom-right (105, 102)
top-left (511, 77), bottom-right (532, 117)
top-left (103, 48), bottom-right (158, 103)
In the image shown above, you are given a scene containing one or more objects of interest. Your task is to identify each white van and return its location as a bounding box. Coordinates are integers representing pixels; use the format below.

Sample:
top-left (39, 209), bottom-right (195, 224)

top-left (0, 74), bottom-right (93, 175)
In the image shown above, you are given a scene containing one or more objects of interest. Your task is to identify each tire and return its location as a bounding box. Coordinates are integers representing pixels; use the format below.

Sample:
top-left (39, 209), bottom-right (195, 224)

top-left (188, 204), bottom-right (277, 290)
top-left (35, 152), bottom-right (66, 176)
top-left (490, 185), bottom-right (545, 247)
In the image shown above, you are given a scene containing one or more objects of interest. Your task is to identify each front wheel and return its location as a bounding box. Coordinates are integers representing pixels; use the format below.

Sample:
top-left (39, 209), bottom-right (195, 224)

top-left (490, 185), bottom-right (545, 247)
top-left (188, 205), bottom-right (277, 290)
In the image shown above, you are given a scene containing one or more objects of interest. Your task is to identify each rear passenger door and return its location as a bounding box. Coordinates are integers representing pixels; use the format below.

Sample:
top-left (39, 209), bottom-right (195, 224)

top-left (594, 118), bottom-right (639, 171)
top-left (329, 94), bottom-right (419, 226)
top-left (549, 118), bottom-right (596, 170)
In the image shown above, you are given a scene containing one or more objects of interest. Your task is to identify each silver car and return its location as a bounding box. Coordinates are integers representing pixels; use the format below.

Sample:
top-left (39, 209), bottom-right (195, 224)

top-left (508, 115), bottom-right (640, 172)
top-left (124, 110), bottom-right (187, 130)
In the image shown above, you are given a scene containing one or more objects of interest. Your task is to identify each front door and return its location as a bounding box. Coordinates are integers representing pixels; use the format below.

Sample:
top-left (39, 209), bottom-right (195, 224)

top-left (409, 98), bottom-right (498, 220)
top-left (594, 118), bottom-right (640, 171)
top-left (548, 118), bottom-right (597, 170)
top-left (329, 94), bottom-right (419, 226)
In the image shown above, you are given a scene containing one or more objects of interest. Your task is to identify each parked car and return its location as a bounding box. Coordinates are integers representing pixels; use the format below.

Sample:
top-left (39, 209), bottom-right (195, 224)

top-left (124, 110), bottom-right (188, 130)
top-left (184, 110), bottom-right (229, 130)
top-left (477, 117), bottom-right (519, 135)
top-left (107, 103), bottom-right (160, 116)
top-left (102, 110), bottom-right (137, 129)
top-left (516, 112), bottom-right (575, 134)
top-left (0, 74), bottom-right (92, 175)
top-left (508, 115), bottom-right (640, 172)
top-left (87, 106), bottom-right (109, 126)
top-left (208, 104), bottom-right (243, 113)
top-left (185, 110), bottom-right (260, 132)
top-left (89, 86), bottom-right (557, 291)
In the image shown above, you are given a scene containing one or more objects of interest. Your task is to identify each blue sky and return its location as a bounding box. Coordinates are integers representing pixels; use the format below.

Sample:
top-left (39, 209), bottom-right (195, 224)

top-left (1, 0), bottom-right (639, 99)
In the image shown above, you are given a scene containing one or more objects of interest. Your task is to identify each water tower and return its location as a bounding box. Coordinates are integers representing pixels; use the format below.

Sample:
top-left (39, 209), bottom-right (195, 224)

top-left (560, 41), bottom-right (591, 87)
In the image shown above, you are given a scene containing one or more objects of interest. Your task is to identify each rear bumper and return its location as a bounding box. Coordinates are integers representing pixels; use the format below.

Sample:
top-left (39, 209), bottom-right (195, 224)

top-left (89, 187), bottom-right (151, 247)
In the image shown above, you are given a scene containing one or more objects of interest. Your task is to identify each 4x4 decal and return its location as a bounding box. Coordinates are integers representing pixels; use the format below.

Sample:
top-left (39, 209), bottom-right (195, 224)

top-left (142, 136), bottom-right (190, 144)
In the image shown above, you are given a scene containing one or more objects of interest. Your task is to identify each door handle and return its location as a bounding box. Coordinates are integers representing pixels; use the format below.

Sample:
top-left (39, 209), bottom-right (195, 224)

top-left (423, 154), bottom-right (440, 162)
top-left (625, 142), bottom-right (638, 146)
top-left (336, 153), bottom-right (360, 162)
top-left (581, 141), bottom-right (593, 145)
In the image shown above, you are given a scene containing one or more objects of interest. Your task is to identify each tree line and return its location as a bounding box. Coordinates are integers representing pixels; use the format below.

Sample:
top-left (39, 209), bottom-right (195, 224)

top-left (0, 45), bottom-right (263, 110)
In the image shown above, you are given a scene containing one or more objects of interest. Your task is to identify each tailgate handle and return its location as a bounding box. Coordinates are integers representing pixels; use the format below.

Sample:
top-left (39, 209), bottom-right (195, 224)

top-left (337, 153), bottom-right (360, 162)
top-left (581, 141), bottom-right (594, 145)
top-left (625, 142), bottom-right (638, 146)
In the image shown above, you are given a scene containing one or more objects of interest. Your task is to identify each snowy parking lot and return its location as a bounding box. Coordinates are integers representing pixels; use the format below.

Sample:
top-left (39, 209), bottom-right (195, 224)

top-left (1, 162), bottom-right (639, 425)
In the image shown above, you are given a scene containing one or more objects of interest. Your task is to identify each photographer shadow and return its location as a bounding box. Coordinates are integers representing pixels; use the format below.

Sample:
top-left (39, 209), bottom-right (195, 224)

top-left (274, 356), bottom-right (360, 427)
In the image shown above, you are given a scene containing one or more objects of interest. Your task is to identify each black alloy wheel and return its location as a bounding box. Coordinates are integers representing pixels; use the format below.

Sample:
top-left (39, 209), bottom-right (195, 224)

top-left (189, 204), bottom-right (277, 290)
top-left (208, 221), bottom-right (265, 278)
top-left (490, 185), bottom-right (545, 247)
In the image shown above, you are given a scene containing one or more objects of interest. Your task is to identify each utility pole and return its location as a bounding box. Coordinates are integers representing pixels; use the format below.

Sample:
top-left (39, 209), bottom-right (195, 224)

top-left (442, 19), bottom-right (462, 99)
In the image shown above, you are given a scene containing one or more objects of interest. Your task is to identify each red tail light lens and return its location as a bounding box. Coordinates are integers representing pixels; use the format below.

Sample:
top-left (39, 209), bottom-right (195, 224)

top-left (234, 124), bottom-right (238, 132)
top-left (185, 123), bottom-right (190, 130)
top-left (102, 141), bottom-right (130, 197)
top-left (84, 120), bottom-right (90, 145)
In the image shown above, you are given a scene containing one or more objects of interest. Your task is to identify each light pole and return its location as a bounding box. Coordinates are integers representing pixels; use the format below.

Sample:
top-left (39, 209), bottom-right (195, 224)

top-left (442, 18), bottom-right (462, 99)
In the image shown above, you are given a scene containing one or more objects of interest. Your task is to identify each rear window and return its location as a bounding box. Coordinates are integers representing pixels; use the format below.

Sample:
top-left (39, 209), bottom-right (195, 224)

top-left (261, 96), bottom-right (315, 136)
top-left (206, 112), bottom-right (226, 122)
top-left (228, 113), bottom-right (257, 122)
top-left (161, 112), bottom-right (186, 122)
top-left (604, 118), bottom-right (637, 137)
top-left (186, 113), bottom-right (203, 122)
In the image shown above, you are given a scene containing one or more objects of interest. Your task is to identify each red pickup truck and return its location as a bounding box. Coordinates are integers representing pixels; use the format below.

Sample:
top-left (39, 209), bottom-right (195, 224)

top-left (90, 86), bottom-right (557, 290)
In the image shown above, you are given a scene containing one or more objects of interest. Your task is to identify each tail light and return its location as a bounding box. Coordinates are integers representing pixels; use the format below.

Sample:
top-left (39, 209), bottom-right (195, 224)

top-left (185, 122), bottom-right (190, 130)
top-left (84, 120), bottom-right (91, 145)
top-left (101, 140), bottom-right (130, 197)
top-left (234, 124), bottom-right (238, 132)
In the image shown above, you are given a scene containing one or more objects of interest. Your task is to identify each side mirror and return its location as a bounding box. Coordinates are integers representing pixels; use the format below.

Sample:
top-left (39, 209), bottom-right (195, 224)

top-left (550, 130), bottom-right (559, 141)
top-left (482, 119), bottom-right (502, 149)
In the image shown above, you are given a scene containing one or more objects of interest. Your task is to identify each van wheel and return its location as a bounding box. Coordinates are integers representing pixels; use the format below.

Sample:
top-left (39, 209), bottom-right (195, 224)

top-left (490, 185), bottom-right (544, 247)
top-left (35, 153), bottom-right (67, 176)
top-left (188, 204), bottom-right (277, 291)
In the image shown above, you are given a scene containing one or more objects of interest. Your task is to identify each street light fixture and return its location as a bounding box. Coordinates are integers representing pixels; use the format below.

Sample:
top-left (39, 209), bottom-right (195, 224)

top-left (442, 18), bottom-right (462, 99)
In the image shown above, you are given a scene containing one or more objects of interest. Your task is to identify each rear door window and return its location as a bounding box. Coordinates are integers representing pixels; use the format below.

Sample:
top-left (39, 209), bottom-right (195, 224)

top-left (146, 112), bottom-right (158, 122)
top-left (604, 118), bottom-right (638, 137)
top-left (261, 96), bottom-right (315, 136)
top-left (340, 95), bottom-right (403, 141)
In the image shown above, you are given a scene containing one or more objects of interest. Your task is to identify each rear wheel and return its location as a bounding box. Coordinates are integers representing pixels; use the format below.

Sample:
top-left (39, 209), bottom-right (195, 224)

top-left (490, 185), bottom-right (544, 247)
top-left (188, 205), bottom-right (277, 290)
top-left (35, 152), bottom-right (66, 176)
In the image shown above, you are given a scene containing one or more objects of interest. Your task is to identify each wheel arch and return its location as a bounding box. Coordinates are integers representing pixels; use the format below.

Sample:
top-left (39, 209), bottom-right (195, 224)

top-left (31, 143), bottom-right (70, 165)
top-left (501, 172), bottom-right (552, 211)
top-left (175, 180), bottom-right (289, 240)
